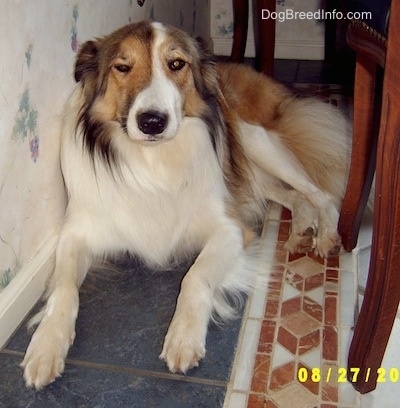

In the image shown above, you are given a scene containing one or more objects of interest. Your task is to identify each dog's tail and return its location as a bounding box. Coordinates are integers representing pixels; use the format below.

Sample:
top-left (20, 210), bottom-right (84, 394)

top-left (276, 97), bottom-right (352, 207)
top-left (211, 229), bottom-right (275, 323)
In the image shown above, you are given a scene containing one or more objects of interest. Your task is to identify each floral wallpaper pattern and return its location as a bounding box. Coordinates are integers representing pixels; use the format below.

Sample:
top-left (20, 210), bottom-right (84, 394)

top-left (0, 0), bottom-right (207, 291)
top-left (12, 89), bottom-right (39, 162)
top-left (71, 5), bottom-right (79, 52)
top-left (10, 42), bottom-right (39, 165)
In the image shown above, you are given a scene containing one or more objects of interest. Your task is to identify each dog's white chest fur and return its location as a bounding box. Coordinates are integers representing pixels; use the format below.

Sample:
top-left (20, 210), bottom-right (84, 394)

top-left (61, 107), bottom-right (226, 265)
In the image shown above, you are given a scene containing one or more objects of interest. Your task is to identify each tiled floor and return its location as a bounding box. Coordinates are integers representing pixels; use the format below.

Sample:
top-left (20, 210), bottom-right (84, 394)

top-left (225, 205), bottom-right (400, 408)
top-left (225, 204), bottom-right (342, 407)
top-left (1, 60), bottom-right (399, 407)
top-left (224, 204), bottom-right (352, 408)
top-left (2, 202), bottom-right (398, 407)
top-left (0, 256), bottom-right (241, 407)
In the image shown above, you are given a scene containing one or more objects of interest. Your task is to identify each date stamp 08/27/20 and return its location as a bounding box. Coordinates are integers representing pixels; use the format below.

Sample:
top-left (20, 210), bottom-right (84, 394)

top-left (298, 367), bottom-right (400, 384)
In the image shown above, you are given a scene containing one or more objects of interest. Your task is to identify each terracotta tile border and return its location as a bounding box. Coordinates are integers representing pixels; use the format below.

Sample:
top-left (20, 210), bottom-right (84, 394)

top-left (246, 214), bottom-right (340, 407)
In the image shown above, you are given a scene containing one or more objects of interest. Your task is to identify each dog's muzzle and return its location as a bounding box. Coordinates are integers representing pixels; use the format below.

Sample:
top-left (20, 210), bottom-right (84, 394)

top-left (137, 111), bottom-right (168, 137)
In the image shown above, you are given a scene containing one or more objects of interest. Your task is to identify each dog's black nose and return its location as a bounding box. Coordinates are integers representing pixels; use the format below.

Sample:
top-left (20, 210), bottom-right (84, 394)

top-left (137, 111), bottom-right (168, 135)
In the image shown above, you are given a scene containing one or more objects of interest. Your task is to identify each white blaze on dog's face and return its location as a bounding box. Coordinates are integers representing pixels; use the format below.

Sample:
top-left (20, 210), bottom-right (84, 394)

top-left (126, 22), bottom-right (184, 143)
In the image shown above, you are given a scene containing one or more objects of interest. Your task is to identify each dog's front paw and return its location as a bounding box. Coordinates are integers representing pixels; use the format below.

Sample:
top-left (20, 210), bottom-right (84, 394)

top-left (21, 321), bottom-right (75, 390)
top-left (159, 319), bottom-right (206, 374)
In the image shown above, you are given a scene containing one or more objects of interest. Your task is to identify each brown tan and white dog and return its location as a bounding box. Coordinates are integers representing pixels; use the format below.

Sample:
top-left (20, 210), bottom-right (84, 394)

top-left (21, 21), bottom-right (350, 389)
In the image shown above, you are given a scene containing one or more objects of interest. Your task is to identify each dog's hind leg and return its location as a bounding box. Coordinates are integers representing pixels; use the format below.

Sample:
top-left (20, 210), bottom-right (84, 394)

top-left (21, 228), bottom-right (92, 390)
top-left (286, 196), bottom-right (319, 253)
top-left (241, 123), bottom-right (342, 257)
top-left (268, 185), bottom-right (322, 253)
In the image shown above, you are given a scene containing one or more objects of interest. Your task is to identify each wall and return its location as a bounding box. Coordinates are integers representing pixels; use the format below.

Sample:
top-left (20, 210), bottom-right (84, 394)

top-left (0, 0), bottom-right (208, 292)
top-left (147, 0), bottom-right (210, 41)
top-left (211, 0), bottom-right (325, 60)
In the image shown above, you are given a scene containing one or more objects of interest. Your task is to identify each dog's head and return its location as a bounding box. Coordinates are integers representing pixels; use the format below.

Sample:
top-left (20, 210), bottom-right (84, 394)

top-left (75, 21), bottom-right (220, 154)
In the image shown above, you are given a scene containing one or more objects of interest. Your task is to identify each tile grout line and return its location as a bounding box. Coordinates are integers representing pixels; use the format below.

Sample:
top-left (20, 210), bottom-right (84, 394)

top-left (1, 348), bottom-right (228, 388)
top-left (321, 257), bottom-right (340, 406)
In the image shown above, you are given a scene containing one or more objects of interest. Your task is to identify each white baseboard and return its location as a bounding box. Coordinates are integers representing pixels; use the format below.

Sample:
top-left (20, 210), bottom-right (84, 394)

top-left (0, 232), bottom-right (58, 348)
top-left (212, 38), bottom-right (324, 60)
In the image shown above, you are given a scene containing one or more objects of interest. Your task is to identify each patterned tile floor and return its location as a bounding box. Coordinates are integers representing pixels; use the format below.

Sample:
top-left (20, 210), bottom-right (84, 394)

top-left (224, 204), bottom-right (400, 408)
top-left (224, 204), bottom-right (345, 408)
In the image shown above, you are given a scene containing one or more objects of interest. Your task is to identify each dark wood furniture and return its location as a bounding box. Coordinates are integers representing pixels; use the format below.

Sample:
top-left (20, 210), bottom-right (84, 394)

top-left (343, 0), bottom-right (400, 394)
top-left (338, 2), bottom-right (389, 251)
top-left (231, 0), bottom-right (276, 76)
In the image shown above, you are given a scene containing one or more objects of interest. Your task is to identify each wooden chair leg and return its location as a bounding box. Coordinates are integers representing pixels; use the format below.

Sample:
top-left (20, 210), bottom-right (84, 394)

top-left (254, 0), bottom-right (275, 76)
top-left (231, 0), bottom-right (275, 76)
top-left (338, 54), bottom-right (380, 251)
top-left (231, 0), bottom-right (249, 63)
top-left (347, 1), bottom-right (400, 393)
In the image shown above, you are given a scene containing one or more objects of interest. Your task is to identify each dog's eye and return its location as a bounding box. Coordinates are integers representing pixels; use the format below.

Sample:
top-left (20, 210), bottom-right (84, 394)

top-left (168, 59), bottom-right (186, 71)
top-left (114, 64), bottom-right (131, 74)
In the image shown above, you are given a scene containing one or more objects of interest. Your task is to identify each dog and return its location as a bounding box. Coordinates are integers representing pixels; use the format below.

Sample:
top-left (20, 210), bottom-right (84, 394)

top-left (21, 21), bottom-right (350, 389)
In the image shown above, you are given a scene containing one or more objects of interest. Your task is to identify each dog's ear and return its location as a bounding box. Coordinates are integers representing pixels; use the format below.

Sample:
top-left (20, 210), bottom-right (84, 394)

top-left (192, 37), bottom-right (226, 163)
top-left (195, 36), bottom-right (212, 56)
top-left (74, 40), bottom-right (102, 83)
top-left (193, 37), bottom-right (219, 98)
